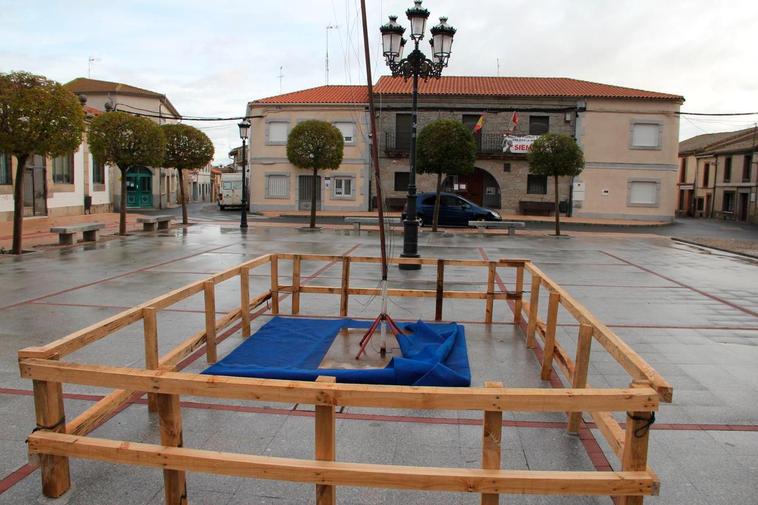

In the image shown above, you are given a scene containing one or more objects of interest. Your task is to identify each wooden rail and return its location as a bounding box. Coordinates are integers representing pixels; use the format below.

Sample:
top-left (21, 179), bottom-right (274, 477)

top-left (17, 252), bottom-right (668, 505)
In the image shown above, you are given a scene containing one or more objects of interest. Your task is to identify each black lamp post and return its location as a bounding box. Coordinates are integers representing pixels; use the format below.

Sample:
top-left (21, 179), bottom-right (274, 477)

top-left (381, 1), bottom-right (455, 270)
top-left (238, 119), bottom-right (251, 229)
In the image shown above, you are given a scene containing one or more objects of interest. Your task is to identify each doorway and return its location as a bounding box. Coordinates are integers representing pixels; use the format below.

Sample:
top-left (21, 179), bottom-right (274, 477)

top-left (298, 174), bottom-right (322, 210)
top-left (443, 167), bottom-right (501, 208)
top-left (23, 155), bottom-right (47, 217)
top-left (738, 192), bottom-right (749, 221)
top-left (126, 167), bottom-right (154, 208)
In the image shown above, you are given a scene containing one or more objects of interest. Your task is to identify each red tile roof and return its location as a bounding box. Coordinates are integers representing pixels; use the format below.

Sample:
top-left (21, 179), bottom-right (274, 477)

top-left (374, 76), bottom-right (683, 101)
top-left (253, 85), bottom-right (369, 104)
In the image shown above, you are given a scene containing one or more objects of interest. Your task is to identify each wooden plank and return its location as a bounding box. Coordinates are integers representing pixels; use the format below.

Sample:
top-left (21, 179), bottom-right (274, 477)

top-left (292, 256), bottom-right (302, 315)
top-left (203, 280), bottom-right (217, 364)
top-left (270, 255), bottom-right (279, 315)
top-left (19, 359), bottom-right (659, 412)
top-left (485, 262), bottom-right (496, 324)
top-left (142, 307), bottom-right (159, 413)
top-left (339, 257), bottom-right (350, 318)
top-left (315, 376), bottom-right (336, 505)
top-left (481, 381), bottom-right (503, 505)
top-left (592, 410), bottom-right (625, 459)
top-left (526, 274), bottom-right (541, 348)
top-left (514, 265), bottom-right (524, 324)
top-left (240, 267), bottom-right (251, 337)
top-left (540, 291), bottom-right (561, 380)
top-left (156, 393), bottom-right (187, 505)
top-left (300, 285), bottom-right (511, 301)
top-left (28, 432), bottom-right (659, 496)
top-left (66, 389), bottom-right (134, 436)
top-left (619, 382), bottom-right (655, 505)
top-left (32, 377), bottom-right (70, 498)
top-left (275, 254), bottom-right (528, 268)
top-left (567, 323), bottom-right (593, 434)
top-left (434, 259), bottom-right (445, 321)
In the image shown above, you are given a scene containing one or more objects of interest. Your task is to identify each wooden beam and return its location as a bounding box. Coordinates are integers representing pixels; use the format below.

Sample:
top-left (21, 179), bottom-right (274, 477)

top-left (28, 432), bottom-right (659, 496)
top-left (315, 376), bottom-right (337, 505)
top-left (339, 257), bottom-right (350, 318)
top-left (156, 393), bottom-right (187, 505)
top-left (526, 274), bottom-right (541, 348)
top-left (514, 266), bottom-right (524, 325)
top-left (32, 377), bottom-right (70, 498)
top-left (19, 359), bottom-right (660, 412)
top-left (203, 280), bottom-right (217, 364)
top-left (540, 291), bottom-right (561, 380)
top-left (275, 253), bottom-right (529, 268)
top-left (65, 389), bottom-right (135, 436)
top-left (619, 382), bottom-right (655, 505)
top-left (240, 267), bottom-right (251, 337)
top-left (481, 381), bottom-right (503, 505)
top-left (270, 255), bottom-right (280, 315)
top-left (567, 323), bottom-right (593, 434)
top-left (435, 259), bottom-right (445, 321)
top-left (485, 262), bottom-right (496, 323)
top-left (299, 285), bottom-right (511, 301)
top-left (142, 307), bottom-right (159, 413)
top-left (292, 256), bottom-right (302, 315)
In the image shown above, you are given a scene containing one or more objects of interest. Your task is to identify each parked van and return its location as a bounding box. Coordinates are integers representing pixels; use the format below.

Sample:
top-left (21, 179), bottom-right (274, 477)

top-left (218, 173), bottom-right (244, 210)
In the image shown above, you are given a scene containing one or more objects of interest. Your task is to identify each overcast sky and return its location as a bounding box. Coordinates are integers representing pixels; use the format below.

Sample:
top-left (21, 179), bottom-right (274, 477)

top-left (2, 0), bottom-right (758, 163)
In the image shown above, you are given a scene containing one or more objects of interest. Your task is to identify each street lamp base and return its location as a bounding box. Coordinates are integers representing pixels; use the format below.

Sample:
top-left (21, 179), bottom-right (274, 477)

top-left (398, 253), bottom-right (421, 271)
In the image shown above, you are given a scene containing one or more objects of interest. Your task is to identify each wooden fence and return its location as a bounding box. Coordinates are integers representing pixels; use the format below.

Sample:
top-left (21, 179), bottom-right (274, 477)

top-left (18, 253), bottom-right (670, 505)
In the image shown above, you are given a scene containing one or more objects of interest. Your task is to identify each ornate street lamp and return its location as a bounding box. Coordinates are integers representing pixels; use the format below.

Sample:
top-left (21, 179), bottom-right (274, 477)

top-left (238, 119), bottom-right (251, 229)
top-left (381, 1), bottom-right (455, 270)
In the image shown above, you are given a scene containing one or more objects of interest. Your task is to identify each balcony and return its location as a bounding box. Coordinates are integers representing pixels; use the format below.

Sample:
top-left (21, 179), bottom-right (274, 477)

top-left (383, 130), bottom-right (526, 160)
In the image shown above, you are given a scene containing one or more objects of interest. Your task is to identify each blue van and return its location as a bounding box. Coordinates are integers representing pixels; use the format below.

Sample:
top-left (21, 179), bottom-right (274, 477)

top-left (403, 192), bottom-right (502, 227)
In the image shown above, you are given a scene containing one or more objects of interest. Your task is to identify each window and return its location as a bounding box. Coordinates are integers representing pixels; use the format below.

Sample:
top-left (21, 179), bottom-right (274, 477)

top-left (333, 176), bottom-right (353, 198)
top-left (395, 114), bottom-right (412, 150)
top-left (702, 163), bottom-right (710, 187)
top-left (52, 154), bottom-right (74, 184)
top-left (629, 180), bottom-right (659, 206)
top-left (267, 122), bottom-right (288, 144)
top-left (0, 153), bottom-right (11, 185)
top-left (265, 174), bottom-right (289, 198)
top-left (529, 116), bottom-right (550, 135)
top-left (743, 154), bottom-right (752, 182)
top-left (503, 163), bottom-right (511, 173)
top-left (679, 158), bottom-right (687, 182)
top-left (723, 191), bottom-right (735, 212)
top-left (724, 157), bottom-right (732, 182)
top-left (394, 171), bottom-right (409, 191)
top-left (92, 157), bottom-right (105, 185)
top-left (631, 123), bottom-right (661, 149)
top-left (527, 174), bottom-right (547, 194)
top-left (696, 198), bottom-right (704, 211)
top-left (334, 122), bottom-right (355, 144)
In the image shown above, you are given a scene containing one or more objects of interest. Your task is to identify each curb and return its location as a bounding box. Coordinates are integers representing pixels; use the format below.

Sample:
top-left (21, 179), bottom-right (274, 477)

top-left (671, 237), bottom-right (758, 260)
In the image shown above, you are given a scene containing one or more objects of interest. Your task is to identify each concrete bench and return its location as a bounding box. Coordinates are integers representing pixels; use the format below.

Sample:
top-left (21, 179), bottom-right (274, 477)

top-left (136, 215), bottom-right (174, 232)
top-left (468, 220), bottom-right (525, 237)
top-left (519, 200), bottom-right (555, 216)
top-left (50, 223), bottom-right (105, 245)
top-left (344, 216), bottom-right (403, 232)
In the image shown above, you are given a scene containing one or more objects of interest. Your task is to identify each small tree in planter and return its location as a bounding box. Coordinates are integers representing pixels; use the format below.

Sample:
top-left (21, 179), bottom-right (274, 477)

top-left (416, 119), bottom-right (476, 231)
top-left (88, 112), bottom-right (165, 235)
top-left (161, 124), bottom-right (214, 225)
top-left (527, 133), bottom-right (584, 236)
top-left (0, 71), bottom-right (85, 254)
top-left (286, 120), bottom-right (344, 229)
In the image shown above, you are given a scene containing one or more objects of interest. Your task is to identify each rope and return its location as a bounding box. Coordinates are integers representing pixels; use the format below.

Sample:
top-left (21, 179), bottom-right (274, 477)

top-left (628, 412), bottom-right (655, 438)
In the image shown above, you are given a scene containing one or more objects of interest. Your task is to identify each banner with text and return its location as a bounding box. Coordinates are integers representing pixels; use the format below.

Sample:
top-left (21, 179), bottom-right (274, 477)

top-left (502, 134), bottom-right (539, 153)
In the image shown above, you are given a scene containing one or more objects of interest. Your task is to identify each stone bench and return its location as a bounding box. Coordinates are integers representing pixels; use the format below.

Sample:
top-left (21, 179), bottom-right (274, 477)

top-left (468, 220), bottom-right (526, 237)
top-left (519, 200), bottom-right (555, 216)
top-left (49, 223), bottom-right (106, 245)
top-left (344, 216), bottom-right (403, 232)
top-left (136, 215), bottom-right (174, 232)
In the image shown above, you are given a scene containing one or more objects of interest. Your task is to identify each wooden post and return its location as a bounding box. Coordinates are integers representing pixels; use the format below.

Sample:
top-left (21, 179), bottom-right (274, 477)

top-left (485, 262), bottom-right (496, 323)
top-left (619, 381), bottom-right (654, 505)
top-left (339, 257), bottom-right (350, 318)
top-left (203, 280), bottom-right (217, 364)
top-left (514, 266), bottom-right (524, 324)
top-left (315, 376), bottom-right (336, 505)
top-left (156, 393), bottom-right (187, 505)
top-left (32, 376), bottom-right (70, 498)
top-left (240, 266), bottom-right (251, 337)
top-left (540, 291), bottom-right (560, 380)
top-left (435, 259), bottom-right (445, 321)
top-left (270, 255), bottom-right (279, 315)
top-left (526, 273), bottom-right (541, 348)
top-left (143, 307), bottom-right (159, 413)
top-left (292, 256), bottom-right (302, 315)
top-left (481, 381), bottom-right (503, 505)
top-left (567, 323), bottom-right (593, 433)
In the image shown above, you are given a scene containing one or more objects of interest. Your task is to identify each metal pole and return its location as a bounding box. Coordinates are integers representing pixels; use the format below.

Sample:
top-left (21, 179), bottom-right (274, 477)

top-left (400, 43), bottom-right (421, 271)
top-left (240, 138), bottom-right (248, 229)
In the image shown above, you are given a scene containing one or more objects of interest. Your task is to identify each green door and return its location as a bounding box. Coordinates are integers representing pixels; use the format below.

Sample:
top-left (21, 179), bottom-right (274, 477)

top-left (126, 167), bottom-right (153, 208)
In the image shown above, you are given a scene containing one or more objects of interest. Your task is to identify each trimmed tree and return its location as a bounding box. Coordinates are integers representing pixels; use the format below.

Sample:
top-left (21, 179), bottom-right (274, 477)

top-left (0, 71), bottom-right (85, 254)
top-left (88, 111), bottom-right (165, 235)
top-left (527, 133), bottom-right (584, 236)
top-left (286, 120), bottom-right (344, 229)
top-left (161, 124), bottom-right (214, 225)
top-left (416, 119), bottom-right (476, 231)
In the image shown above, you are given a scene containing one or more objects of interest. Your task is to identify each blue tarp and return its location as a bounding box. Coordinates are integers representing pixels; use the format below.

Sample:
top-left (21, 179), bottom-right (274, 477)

top-left (203, 316), bottom-right (471, 387)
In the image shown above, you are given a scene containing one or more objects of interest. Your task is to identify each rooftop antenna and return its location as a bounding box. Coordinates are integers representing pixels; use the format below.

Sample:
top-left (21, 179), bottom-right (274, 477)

top-left (277, 66), bottom-right (284, 93)
top-left (326, 24), bottom-right (338, 85)
top-left (497, 58), bottom-right (500, 77)
top-left (88, 56), bottom-right (100, 78)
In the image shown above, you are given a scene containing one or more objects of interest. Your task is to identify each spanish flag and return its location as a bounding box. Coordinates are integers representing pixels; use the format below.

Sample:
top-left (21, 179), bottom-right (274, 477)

top-left (473, 115), bottom-right (485, 133)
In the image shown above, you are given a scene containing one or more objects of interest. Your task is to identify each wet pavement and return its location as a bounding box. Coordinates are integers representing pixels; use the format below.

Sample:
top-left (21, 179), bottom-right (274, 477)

top-left (0, 223), bottom-right (756, 504)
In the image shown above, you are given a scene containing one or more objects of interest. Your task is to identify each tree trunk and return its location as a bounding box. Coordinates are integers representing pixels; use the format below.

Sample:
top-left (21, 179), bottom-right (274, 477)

top-left (309, 167), bottom-right (318, 229)
top-left (554, 175), bottom-right (560, 236)
top-left (11, 154), bottom-right (29, 255)
top-left (119, 165), bottom-right (128, 236)
top-left (178, 169), bottom-right (188, 225)
top-left (432, 172), bottom-right (443, 232)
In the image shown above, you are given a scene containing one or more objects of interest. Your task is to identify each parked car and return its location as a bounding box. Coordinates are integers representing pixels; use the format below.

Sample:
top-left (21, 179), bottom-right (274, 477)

top-left (403, 192), bottom-right (502, 227)
top-left (217, 173), bottom-right (244, 210)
